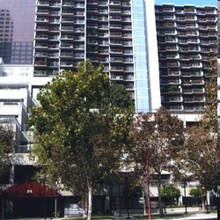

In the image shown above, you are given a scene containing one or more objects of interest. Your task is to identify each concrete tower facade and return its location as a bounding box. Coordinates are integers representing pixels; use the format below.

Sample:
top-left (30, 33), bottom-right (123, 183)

top-left (155, 4), bottom-right (217, 124)
top-left (33, 0), bottom-right (161, 113)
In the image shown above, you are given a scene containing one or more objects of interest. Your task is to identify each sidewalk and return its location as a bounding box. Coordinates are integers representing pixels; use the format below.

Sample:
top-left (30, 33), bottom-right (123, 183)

top-left (160, 207), bottom-right (217, 219)
top-left (8, 207), bottom-right (218, 220)
top-left (114, 207), bottom-right (217, 220)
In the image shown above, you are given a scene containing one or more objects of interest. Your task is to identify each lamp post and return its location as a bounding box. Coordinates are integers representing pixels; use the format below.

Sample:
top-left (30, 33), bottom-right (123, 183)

top-left (146, 157), bottom-right (152, 220)
top-left (40, 174), bottom-right (46, 220)
top-left (181, 180), bottom-right (188, 214)
top-left (124, 176), bottom-right (130, 219)
top-left (118, 183), bottom-right (121, 217)
top-left (1, 186), bottom-right (4, 220)
top-left (144, 146), bottom-right (152, 220)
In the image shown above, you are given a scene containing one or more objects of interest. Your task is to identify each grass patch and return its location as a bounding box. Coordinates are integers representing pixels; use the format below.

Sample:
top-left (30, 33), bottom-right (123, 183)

top-left (134, 213), bottom-right (192, 219)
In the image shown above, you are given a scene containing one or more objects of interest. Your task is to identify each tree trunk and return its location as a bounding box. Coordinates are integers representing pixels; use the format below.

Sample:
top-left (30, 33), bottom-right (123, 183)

top-left (142, 188), bottom-right (147, 216)
top-left (157, 174), bottom-right (164, 216)
top-left (201, 196), bottom-right (206, 211)
top-left (87, 182), bottom-right (93, 220)
top-left (201, 190), bottom-right (207, 212)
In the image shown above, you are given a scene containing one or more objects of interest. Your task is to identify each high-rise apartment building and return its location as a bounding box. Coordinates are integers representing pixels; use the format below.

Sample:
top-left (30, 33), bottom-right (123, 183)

top-left (0, 0), bottom-right (35, 64)
top-left (33, 0), bottom-right (161, 113)
top-left (155, 4), bottom-right (217, 123)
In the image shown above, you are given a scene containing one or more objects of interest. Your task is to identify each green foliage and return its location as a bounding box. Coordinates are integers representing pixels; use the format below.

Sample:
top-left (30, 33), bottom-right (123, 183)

top-left (29, 61), bottom-right (134, 194)
top-left (0, 124), bottom-right (14, 177)
top-left (161, 184), bottom-right (180, 199)
top-left (129, 106), bottom-right (184, 176)
top-left (128, 106), bottom-right (184, 215)
top-left (200, 54), bottom-right (217, 132)
top-left (174, 55), bottom-right (219, 194)
top-left (189, 187), bottom-right (202, 198)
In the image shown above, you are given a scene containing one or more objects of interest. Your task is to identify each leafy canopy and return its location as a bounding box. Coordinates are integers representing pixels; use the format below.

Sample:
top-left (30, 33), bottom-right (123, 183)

top-left (0, 124), bottom-right (14, 176)
top-left (161, 184), bottom-right (180, 199)
top-left (30, 61), bottom-right (134, 193)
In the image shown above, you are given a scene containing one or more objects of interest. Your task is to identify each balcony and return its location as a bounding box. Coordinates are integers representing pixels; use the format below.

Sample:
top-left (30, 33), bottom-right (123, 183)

top-left (110, 66), bottom-right (124, 72)
top-left (99, 49), bottom-right (108, 54)
top-left (49, 11), bottom-right (60, 16)
top-left (162, 7), bottom-right (174, 12)
top-left (165, 97), bottom-right (182, 102)
top-left (60, 52), bottom-right (73, 57)
top-left (74, 45), bottom-right (84, 50)
top-left (166, 54), bottom-right (179, 59)
top-left (110, 24), bottom-right (122, 29)
top-left (183, 7), bottom-right (196, 13)
top-left (35, 52), bottom-right (48, 57)
top-left (183, 88), bottom-right (204, 94)
top-left (62, 2), bottom-right (74, 7)
top-left (124, 58), bottom-right (133, 63)
top-left (165, 46), bottom-right (177, 51)
top-left (35, 26), bottom-right (48, 31)
top-left (191, 80), bottom-right (204, 85)
top-left (61, 26), bottom-right (74, 32)
top-left (125, 83), bottom-right (134, 90)
top-left (36, 18), bottom-right (48, 23)
top-left (111, 75), bottom-right (124, 81)
top-left (110, 32), bottom-right (122, 37)
top-left (35, 34), bottom-right (48, 40)
top-left (50, 3), bottom-right (60, 8)
top-left (33, 70), bottom-right (47, 76)
top-left (73, 37), bottom-right (84, 41)
top-left (161, 79), bottom-right (178, 85)
top-left (122, 33), bottom-right (132, 38)
top-left (48, 27), bottom-right (59, 32)
top-left (164, 31), bottom-right (176, 35)
top-left (184, 98), bottom-right (204, 103)
top-left (60, 62), bottom-right (73, 67)
top-left (109, 16), bottom-right (121, 21)
top-left (109, 9), bottom-right (122, 14)
top-left (168, 71), bottom-right (180, 76)
top-left (34, 60), bottom-right (47, 66)
top-left (37, 1), bottom-right (49, 6)
top-left (167, 62), bottom-right (179, 68)
top-left (62, 10), bottom-right (74, 15)
top-left (61, 35), bottom-right (73, 40)
top-left (36, 9), bottom-right (48, 14)
top-left (182, 71), bottom-right (202, 77)
top-left (110, 49), bottom-right (122, 54)
top-left (61, 17), bottom-right (74, 23)
top-left (48, 52), bottom-right (59, 58)
top-left (48, 44), bottom-right (59, 49)
top-left (110, 58), bottom-right (123, 63)
top-left (87, 40), bottom-right (98, 45)
top-left (87, 1), bottom-right (98, 5)
top-left (109, 1), bottom-right (121, 6)
top-left (35, 43), bottom-right (48, 49)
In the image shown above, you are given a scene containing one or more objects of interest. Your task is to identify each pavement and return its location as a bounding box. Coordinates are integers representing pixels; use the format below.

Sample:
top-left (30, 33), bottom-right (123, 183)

top-left (114, 207), bottom-right (218, 220)
top-left (7, 207), bottom-right (218, 220)
top-left (157, 207), bottom-right (217, 219)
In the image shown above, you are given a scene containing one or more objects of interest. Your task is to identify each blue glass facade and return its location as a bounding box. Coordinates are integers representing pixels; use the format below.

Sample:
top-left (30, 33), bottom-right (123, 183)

top-left (132, 0), bottom-right (151, 113)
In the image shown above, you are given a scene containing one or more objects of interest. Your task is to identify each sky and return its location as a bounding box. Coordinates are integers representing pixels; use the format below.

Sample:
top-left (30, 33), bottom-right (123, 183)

top-left (155, 0), bottom-right (217, 6)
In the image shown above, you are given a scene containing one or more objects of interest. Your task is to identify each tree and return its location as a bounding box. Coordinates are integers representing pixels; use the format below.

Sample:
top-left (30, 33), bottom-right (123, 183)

top-left (29, 61), bottom-right (134, 220)
top-left (0, 123), bottom-right (14, 179)
top-left (174, 54), bottom-right (219, 211)
top-left (128, 107), bottom-right (184, 216)
top-left (190, 187), bottom-right (202, 206)
top-left (161, 184), bottom-right (180, 205)
top-left (0, 124), bottom-right (14, 220)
